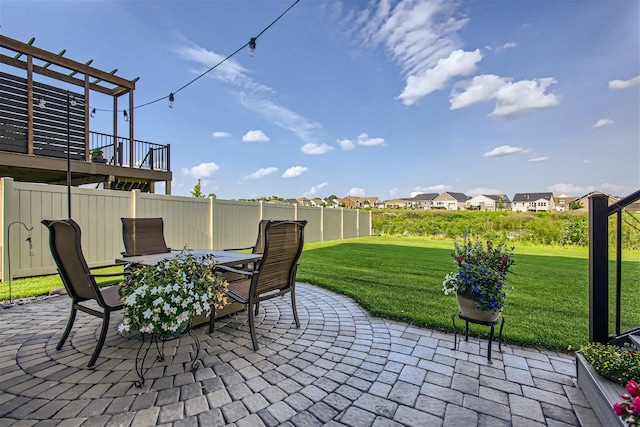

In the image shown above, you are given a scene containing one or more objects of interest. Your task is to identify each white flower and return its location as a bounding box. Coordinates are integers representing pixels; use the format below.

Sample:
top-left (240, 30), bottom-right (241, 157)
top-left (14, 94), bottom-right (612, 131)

top-left (125, 294), bottom-right (137, 306)
top-left (173, 283), bottom-right (180, 292)
top-left (151, 286), bottom-right (160, 295)
top-left (153, 297), bottom-right (163, 306)
top-left (118, 322), bottom-right (130, 333)
top-left (143, 309), bottom-right (153, 319)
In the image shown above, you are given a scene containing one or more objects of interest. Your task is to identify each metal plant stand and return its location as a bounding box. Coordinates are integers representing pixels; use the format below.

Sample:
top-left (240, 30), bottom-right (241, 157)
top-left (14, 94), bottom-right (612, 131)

top-left (134, 326), bottom-right (201, 387)
top-left (452, 312), bottom-right (504, 363)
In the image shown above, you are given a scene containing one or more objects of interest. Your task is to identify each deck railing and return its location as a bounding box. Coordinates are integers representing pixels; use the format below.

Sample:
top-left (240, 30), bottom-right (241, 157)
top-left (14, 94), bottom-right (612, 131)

top-left (589, 189), bottom-right (640, 344)
top-left (90, 131), bottom-right (170, 172)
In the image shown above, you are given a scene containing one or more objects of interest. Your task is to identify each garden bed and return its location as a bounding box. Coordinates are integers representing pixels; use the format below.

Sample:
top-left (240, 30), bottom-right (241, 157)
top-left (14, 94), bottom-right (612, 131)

top-left (576, 351), bottom-right (625, 426)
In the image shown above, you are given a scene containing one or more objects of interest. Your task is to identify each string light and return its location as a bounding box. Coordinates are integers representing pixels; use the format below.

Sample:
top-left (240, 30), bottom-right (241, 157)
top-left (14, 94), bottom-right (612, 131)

top-left (38, 98), bottom-right (46, 108)
top-left (83, 0), bottom-right (299, 113)
top-left (91, 108), bottom-right (96, 118)
top-left (123, 110), bottom-right (129, 122)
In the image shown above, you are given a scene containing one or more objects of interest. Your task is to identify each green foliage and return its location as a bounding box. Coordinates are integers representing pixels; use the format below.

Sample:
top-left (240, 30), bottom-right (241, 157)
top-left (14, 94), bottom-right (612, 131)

top-left (119, 248), bottom-right (228, 335)
top-left (372, 209), bottom-right (640, 250)
top-left (580, 342), bottom-right (640, 385)
top-left (190, 179), bottom-right (216, 198)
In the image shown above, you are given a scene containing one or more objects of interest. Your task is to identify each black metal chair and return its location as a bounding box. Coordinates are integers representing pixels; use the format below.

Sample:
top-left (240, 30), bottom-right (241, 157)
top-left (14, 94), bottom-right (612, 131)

top-left (213, 220), bottom-right (307, 350)
top-left (121, 217), bottom-right (171, 256)
top-left (42, 219), bottom-right (124, 368)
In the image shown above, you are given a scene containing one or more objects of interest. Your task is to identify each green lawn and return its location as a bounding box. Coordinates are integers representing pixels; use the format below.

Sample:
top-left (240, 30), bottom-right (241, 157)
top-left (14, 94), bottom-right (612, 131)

top-left (296, 236), bottom-right (640, 352)
top-left (4, 235), bottom-right (639, 352)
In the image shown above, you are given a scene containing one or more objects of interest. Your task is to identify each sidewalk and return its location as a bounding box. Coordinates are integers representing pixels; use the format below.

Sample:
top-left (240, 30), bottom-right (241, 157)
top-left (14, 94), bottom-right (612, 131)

top-left (0, 283), bottom-right (601, 426)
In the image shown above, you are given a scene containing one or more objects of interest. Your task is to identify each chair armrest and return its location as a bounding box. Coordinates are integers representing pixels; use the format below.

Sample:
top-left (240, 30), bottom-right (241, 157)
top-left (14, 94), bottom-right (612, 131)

top-left (214, 264), bottom-right (256, 277)
top-left (223, 246), bottom-right (254, 252)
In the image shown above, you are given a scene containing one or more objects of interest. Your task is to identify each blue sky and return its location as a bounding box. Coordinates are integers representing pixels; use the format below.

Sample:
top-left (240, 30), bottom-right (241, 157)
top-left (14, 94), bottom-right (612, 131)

top-left (2, 0), bottom-right (638, 200)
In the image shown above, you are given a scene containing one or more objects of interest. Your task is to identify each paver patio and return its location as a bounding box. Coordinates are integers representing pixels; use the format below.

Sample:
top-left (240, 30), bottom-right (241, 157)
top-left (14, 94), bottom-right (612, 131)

top-left (0, 283), bottom-right (601, 426)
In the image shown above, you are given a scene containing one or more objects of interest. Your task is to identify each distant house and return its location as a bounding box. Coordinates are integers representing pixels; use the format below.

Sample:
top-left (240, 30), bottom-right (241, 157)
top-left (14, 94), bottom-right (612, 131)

top-left (327, 198), bottom-right (340, 208)
top-left (411, 193), bottom-right (439, 210)
top-left (433, 192), bottom-right (469, 210)
top-left (385, 198), bottom-right (412, 208)
top-left (554, 195), bottom-right (577, 211)
top-left (571, 191), bottom-right (623, 212)
top-left (512, 192), bottom-right (555, 212)
top-left (296, 197), bottom-right (313, 207)
top-left (311, 198), bottom-right (326, 207)
top-left (340, 196), bottom-right (385, 209)
top-left (467, 194), bottom-right (511, 211)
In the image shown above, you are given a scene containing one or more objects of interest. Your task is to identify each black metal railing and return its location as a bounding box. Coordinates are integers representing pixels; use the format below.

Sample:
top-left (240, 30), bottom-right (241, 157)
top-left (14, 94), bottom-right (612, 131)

top-left (90, 131), bottom-right (170, 172)
top-left (589, 189), bottom-right (640, 345)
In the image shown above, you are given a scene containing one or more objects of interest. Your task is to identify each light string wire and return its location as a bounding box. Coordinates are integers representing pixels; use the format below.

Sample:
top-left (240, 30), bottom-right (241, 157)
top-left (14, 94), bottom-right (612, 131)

top-left (100, 0), bottom-right (301, 113)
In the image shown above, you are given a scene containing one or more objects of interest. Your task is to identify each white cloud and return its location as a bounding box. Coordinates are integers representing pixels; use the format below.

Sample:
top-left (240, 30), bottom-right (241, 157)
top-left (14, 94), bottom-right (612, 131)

top-left (547, 183), bottom-right (596, 195)
top-left (245, 167), bottom-right (277, 180)
top-left (212, 131), bottom-right (231, 138)
top-left (175, 42), bottom-right (323, 144)
top-left (356, 133), bottom-right (385, 146)
top-left (412, 184), bottom-right (450, 195)
top-left (338, 138), bottom-right (355, 150)
top-left (239, 94), bottom-right (322, 143)
top-left (608, 75), bottom-right (640, 90)
top-left (593, 119), bottom-right (614, 129)
top-left (451, 75), bottom-right (559, 117)
top-left (501, 42), bottom-right (516, 51)
top-left (350, 0), bottom-right (471, 105)
top-left (301, 143), bottom-right (334, 155)
top-left (182, 162), bottom-right (220, 178)
top-left (303, 182), bottom-right (328, 197)
top-left (282, 166), bottom-right (308, 178)
top-left (242, 130), bottom-right (270, 143)
top-left (338, 133), bottom-right (385, 150)
top-left (483, 145), bottom-right (524, 157)
top-left (466, 187), bottom-right (501, 197)
top-left (348, 187), bottom-right (365, 197)
top-left (547, 183), bottom-right (626, 196)
top-left (529, 156), bottom-right (550, 162)
top-left (398, 49), bottom-right (483, 105)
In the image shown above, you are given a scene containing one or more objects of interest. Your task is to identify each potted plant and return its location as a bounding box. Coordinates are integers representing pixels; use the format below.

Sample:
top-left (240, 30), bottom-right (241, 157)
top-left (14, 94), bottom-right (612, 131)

top-left (90, 147), bottom-right (105, 163)
top-left (118, 248), bottom-right (228, 337)
top-left (443, 235), bottom-right (515, 322)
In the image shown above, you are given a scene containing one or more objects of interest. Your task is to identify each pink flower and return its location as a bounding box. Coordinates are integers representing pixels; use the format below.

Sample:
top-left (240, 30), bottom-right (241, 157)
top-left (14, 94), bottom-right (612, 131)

top-left (614, 402), bottom-right (628, 416)
top-left (631, 396), bottom-right (640, 414)
top-left (627, 380), bottom-right (640, 398)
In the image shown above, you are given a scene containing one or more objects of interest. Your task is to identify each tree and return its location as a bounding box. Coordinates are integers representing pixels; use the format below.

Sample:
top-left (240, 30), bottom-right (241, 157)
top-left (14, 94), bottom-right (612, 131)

top-left (190, 179), bottom-right (216, 199)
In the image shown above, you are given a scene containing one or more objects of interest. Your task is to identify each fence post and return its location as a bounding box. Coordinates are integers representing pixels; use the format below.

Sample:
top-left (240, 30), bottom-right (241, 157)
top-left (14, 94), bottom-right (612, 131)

top-left (1, 178), bottom-right (15, 282)
top-left (589, 193), bottom-right (609, 343)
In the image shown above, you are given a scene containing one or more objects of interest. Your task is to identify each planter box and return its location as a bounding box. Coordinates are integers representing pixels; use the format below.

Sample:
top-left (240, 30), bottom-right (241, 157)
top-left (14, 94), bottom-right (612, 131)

top-left (576, 351), bottom-right (625, 426)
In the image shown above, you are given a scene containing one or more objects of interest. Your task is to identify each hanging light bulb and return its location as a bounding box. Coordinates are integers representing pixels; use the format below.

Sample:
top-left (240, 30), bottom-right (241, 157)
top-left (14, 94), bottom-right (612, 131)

top-left (249, 37), bottom-right (256, 57)
top-left (123, 110), bottom-right (129, 122)
top-left (91, 108), bottom-right (96, 118)
top-left (70, 97), bottom-right (77, 107)
top-left (169, 93), bottom-right (175, 108)
top-left (38, 98), bottom-right (46, 108)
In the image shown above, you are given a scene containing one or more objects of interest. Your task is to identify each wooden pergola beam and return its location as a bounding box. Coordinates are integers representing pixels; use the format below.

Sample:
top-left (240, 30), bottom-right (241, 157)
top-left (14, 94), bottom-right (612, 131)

top-left (0, 34), bottom-right (136, 91)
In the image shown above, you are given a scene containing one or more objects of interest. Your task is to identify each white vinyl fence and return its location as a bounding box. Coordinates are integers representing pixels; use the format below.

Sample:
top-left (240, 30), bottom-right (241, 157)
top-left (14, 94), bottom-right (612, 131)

top-left (0, 178), bottom-right (371, 281)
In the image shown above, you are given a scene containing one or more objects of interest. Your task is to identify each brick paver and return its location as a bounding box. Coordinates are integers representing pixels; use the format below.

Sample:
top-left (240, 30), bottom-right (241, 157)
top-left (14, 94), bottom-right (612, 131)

top-left (0, 284), bottom-right (600, 426)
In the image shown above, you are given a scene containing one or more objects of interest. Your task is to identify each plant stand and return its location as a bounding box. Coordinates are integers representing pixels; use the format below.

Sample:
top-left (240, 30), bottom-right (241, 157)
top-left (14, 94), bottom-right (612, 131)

top-left (134, 326), bottom-right (200, 387)
top-left (452, 312), bottom-right (504, 363)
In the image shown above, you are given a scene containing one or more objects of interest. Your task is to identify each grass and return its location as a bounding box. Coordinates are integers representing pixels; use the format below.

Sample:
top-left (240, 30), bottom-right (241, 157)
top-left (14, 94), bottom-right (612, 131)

top-left (1, 266), bottom-right (124, 301)
top-left (296, 235), bottom-right (640, 352)
top-left (4, 235), bottom-right (639, 352)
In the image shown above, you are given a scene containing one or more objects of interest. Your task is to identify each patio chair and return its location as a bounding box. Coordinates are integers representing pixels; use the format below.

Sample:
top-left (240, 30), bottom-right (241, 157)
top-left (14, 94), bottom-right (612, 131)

top-left (42, 219), bottom-right (124, 368)
top-left (223, 219), bottom-right (269, 271)
top-left (121, 217), bottom-right (171, 256)
top-left (212, 220), bottom-right (307, 350)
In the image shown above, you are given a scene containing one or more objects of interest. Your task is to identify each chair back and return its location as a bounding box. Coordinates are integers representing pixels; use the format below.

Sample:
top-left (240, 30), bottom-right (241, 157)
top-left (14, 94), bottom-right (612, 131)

top-left (42, 219), bottom-right (104, 304)
top-left (121, 217), bottom-right (170, 256)
top-left (253, 220), bottom-right (307, 296)
top-left (252, 219), bottom-right (270, 254)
